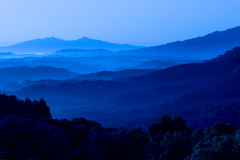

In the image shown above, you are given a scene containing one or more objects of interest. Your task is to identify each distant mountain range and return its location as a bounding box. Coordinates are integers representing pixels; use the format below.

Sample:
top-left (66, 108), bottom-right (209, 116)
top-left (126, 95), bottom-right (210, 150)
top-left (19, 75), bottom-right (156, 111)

top-left (119, 26), bottom-right (240, 59)
top-left (53, 48), bottom-right (114, 57)
top-left (1, 26), bottom-right (240, 58)
top-left (0, 52), bottom-right (15, 57)
top-left (0, 37), bottom-right (144, 53)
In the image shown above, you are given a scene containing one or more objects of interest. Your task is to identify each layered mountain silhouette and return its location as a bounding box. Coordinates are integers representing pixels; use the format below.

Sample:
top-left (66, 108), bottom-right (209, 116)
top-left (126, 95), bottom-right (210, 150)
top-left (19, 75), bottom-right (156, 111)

top-left (1, 26), bottom-right (240, 58)
top-left (207, 46), bottom-right (240, 62)
top-left (119, 26), bottom-right (240, 59)
top-left (73, 69), bottom-right (154, 81)
top-left (55, 48), bottom-right (111, 53)
top-left (54, 48), bottom-right (114, 57)
top-left (0, 66), bottom-right (78, 90)
top-left (0, 37), bottom-right (143, 53)
top-left (0, 52), bottom-right (15, 57)
top-left (132, 59), bottom-right (202, 69)
top-left (9, 47), bottom-right (240, 129)
top-left (0, 66), bottom-right (77, 80)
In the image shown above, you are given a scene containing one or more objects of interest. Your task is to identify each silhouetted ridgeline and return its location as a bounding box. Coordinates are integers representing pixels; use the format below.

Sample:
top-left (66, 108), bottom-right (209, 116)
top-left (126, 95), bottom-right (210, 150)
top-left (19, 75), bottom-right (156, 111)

top-left (0, 57), bottom-right (107, 74)
top-left (1, 26), bottom-right (240, 59)
top-left (206, 46), bottom-right (240, 62)
top-left (6, 47), bottom-right (240, 130)
top-left (53, 48), bottom-right (114, 57)
top-left (0, 37), bottom-right (144, 53)
top-left (1, 94), bottom-right (240, 159)
top-left (0, 52), bottom-right (15, 57)
top-left (73, 69), bottom-right (155, 81)
top-left (119, 26), bottom-right (240, 58)
top-left (0, 66), bottom-right (78, 90)
top-left (132, 59), bottom-right (203, 70)
top-left (56, 49), bottom-right (111, 53)
top-left (0, 66), bottom-right (77, 80)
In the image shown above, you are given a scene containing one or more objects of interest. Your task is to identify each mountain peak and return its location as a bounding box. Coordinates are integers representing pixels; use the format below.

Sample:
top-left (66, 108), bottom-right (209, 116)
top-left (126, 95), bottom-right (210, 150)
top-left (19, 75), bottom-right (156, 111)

top-left (43, 37), bottom-right (60, 40)
top-left (0, 36), bottom-right (142, 53)
top-left (81, 36), bottom-right (89, 39)
top-left (79, 37), bottom-right (93, 41)
top-left (49, 36), bottom-right (57, 39)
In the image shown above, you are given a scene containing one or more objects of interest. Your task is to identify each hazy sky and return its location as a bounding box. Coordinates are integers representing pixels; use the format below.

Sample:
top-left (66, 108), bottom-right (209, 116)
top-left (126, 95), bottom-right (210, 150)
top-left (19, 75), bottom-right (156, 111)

top-left (0, 0), bottom-right (240, 46)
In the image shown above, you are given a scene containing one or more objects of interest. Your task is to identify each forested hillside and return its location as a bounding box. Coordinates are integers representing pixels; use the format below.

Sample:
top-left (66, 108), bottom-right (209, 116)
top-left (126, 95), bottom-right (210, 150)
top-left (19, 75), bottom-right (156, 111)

top-left (0, 94), bottom-right (240, 159)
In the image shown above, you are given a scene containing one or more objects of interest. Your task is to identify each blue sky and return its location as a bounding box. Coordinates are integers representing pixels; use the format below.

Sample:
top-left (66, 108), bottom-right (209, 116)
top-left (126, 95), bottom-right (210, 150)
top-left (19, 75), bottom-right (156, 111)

top-left (0, 0), bottom-right (240, 46)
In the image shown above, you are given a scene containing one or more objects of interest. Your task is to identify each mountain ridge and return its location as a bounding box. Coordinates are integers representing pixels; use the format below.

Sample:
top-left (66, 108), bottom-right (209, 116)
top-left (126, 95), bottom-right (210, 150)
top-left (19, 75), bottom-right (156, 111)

top-left (206, 46), bottom-right (240, 62)
top-left (0, 37), bottom-right (144, 53)
top-left (118, 26), bottom-right (240, 59)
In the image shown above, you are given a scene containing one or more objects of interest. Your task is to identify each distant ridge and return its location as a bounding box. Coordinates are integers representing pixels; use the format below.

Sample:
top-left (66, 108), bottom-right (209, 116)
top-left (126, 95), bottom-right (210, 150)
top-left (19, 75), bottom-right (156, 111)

top-left (55, 48), bottom-right (112, 53)
top-left (119, 26), bottom-right (240, 59)
top-left (0, 37), bottom-right (144, 53)
top-left (0, 52), bottom-right (14, 56)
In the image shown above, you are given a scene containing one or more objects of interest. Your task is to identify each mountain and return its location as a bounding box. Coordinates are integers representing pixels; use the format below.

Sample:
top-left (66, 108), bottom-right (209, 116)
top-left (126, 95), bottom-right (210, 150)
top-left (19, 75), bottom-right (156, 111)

top-left (0, 65), bottom-right (78, 80)
top-left (0, 37), bottom-right (144, 53)
top-left (53, 48), bottom-right (114, 57)
top-left (132, 59), bottom-right (202, 69)
top-left (207, 46), bottom-right (240, 62)
top-left (9, 47), bottom-right (240, 129)
top-left (0, 57), bottom-right (108, 74)
top-left (0, 52), bottom-right (15, 57)
top-left (55, 48), bottom-right (111, 53)
top-left (0, 66), bottom-right (78, 90)
top-left (119, 26), bottom-right (240, 59)
top-left (73, 69), bottom-right (154, 81)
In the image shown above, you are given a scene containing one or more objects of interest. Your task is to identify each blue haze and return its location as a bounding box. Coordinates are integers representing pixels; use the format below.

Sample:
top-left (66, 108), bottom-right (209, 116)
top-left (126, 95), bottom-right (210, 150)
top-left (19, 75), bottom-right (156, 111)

top-left (0, 0), bottom-right (240, 46)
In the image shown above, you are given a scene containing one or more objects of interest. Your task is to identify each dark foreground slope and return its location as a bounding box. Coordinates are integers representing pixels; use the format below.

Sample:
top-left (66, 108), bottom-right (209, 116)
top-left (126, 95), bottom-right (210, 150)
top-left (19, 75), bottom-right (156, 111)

top-left (0, 94), bottom-right (240, 159)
